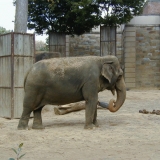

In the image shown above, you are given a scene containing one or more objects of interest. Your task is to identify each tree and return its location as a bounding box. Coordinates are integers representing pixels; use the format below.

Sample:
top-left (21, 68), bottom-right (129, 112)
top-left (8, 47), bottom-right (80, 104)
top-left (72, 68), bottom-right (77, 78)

top-left (28, 0), bottom-right (101, 35)
top-left (35, 40), bottom-right (48, 51)
top-left (98, 0), bottom-right (145, 26)
top-left (28, 0), bottom-right (145, 36)
top-left (0, 26), bottom-right (11, 34)
top-left (14, 0), bottom-right (28, 32)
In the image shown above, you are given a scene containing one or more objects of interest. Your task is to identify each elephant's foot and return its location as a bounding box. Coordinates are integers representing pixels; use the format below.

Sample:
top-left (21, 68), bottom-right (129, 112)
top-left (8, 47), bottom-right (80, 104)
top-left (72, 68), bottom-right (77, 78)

top-left (84, 124), bottom-right (95, 129)
top-left (17, 119), bottom-right (29, 130)
top-left (93, 121), bottom-right (99, 127)
top-left (32, 124), bottom-right (45, 129)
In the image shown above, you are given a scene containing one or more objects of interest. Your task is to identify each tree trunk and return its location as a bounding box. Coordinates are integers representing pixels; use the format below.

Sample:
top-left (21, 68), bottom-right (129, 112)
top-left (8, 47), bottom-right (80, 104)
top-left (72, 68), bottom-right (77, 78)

top-left (14, 0), bottom-right (28, 33)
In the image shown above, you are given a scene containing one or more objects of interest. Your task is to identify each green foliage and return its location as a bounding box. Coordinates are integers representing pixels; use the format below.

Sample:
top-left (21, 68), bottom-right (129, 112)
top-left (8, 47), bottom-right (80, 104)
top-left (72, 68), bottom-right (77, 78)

top-left (28, 0), bottom-right (145, 35)
top-left (9, 143), bottom-right (26, 160)
top-left (28, 0), bottom-right (101, 35)
top-left (0, 26), bottom-right (11, 34)
top-left (98, 0), bottom-right (145, 26)
top-left (35, 40), bottom-right (49, 51)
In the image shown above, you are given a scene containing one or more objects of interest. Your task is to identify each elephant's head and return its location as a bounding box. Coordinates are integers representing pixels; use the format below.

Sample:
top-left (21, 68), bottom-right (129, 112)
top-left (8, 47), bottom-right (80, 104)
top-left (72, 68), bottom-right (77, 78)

top-left (101, 56), bottom-right (126, 112)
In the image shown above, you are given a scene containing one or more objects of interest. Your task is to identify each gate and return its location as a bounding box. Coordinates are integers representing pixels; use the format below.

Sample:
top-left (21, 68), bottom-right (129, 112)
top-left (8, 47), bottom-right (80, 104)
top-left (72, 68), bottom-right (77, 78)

top-left (0, 32), bottom-right (35, 118)
top-left (49, 32), bottom-right (66, 57)
top-left (100, 26), bottom-right (116, 56)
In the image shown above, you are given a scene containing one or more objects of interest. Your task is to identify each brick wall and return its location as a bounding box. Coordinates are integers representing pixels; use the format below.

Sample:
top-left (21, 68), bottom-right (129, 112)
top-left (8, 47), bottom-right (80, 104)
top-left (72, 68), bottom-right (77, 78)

top-left (136, 26), bottom-right (160, 88)
top-left (123, 27), bottom-right (136, 88)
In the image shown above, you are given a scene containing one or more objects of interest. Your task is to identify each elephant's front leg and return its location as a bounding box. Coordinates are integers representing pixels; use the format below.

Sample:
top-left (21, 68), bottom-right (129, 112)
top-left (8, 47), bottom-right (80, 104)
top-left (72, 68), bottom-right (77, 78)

top-left (84, 98), bottom-right (98, 129)
top-left (93, 105), bottom-right (99, 127)
top-left (82, 83), bottom-right (98, 129)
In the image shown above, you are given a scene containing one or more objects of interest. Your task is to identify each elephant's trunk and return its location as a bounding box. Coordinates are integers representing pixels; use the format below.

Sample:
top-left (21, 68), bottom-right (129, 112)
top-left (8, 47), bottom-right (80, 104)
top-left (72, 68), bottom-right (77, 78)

top-left (108, 76), bottom-right (126, 112)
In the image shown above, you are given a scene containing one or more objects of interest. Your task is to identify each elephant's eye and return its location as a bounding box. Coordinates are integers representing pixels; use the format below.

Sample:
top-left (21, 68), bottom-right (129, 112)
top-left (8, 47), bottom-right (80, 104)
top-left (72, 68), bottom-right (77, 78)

top-left (117, 75), bottom-right (122, 80)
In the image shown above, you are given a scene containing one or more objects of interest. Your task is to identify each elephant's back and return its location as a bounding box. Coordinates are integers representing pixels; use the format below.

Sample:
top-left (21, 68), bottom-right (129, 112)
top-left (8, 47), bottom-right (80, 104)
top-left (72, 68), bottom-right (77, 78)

top-left (27, 56), bottom-right (101, 84)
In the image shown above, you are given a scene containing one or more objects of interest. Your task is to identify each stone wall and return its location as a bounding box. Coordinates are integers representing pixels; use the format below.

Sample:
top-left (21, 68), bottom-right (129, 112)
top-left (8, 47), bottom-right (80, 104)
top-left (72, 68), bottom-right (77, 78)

top-left (69, 33), bottom-right (100, 57)
top-left (136, 25), bottom-right (160, 88)
top-left (116, 31), bottom-right (123, 64)
top-left (68, 23), bottom-right (160, 89)
top-left (68, 30), bottom-right (123, 61)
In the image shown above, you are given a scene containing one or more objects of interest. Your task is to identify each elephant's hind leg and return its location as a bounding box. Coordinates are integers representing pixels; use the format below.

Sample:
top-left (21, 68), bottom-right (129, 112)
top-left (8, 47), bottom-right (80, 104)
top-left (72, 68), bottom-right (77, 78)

top-left (17, 92), bottom-right (43, 130)
top-left (32, 107), bottom-right (44, 129)
top-left (17, 105), bottom-right (33, 130)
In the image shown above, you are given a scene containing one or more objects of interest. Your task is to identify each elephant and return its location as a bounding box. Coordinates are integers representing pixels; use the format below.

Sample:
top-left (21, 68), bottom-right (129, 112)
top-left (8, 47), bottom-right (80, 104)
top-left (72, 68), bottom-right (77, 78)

top-left (17, 55), bottom-right (126, 130)
top-left (35, 52), bottom-right (61, 62)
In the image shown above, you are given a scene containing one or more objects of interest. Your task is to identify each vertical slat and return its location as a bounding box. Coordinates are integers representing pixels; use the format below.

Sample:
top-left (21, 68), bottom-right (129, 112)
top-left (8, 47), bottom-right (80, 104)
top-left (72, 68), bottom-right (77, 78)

top-left (0, 88), bottom-right (11, 118)
top-left (0, 34), bottom-right (11, 56)
top-left (0, 33), bottom-right (12, 118)
top-left (14, 57), bottom-right (34, 87)
top-left (100, 26), bottom-right (116, 56)
top-left (11, 32), bottom-right (14, 119)
top-left (14, 34), bottom-right (24, 55)
top-left (23, 34), bottom-right (34, 56)
top-left (14, 88), bottom-right (24, 118)
top-left (0, 57), bottom-right (11, 87)
top-left (49, 32), bottom-right (66, 57)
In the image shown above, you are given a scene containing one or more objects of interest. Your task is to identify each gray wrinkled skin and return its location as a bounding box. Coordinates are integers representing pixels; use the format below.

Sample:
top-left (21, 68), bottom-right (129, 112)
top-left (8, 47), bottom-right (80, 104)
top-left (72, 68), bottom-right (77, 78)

top-left (17, 56), bottom-right (126, 130)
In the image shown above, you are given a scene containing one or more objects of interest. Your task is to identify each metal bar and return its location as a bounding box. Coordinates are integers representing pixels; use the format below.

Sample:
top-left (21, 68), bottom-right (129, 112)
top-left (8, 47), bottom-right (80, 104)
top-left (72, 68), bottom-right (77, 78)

top-left (14, 87), bottom-right (24, 88)
top-left (114, 27), bottom-right (116, 56)
top-left (100, 25), bottom-right (102, 56)
top-left (0, 32), bottom-right (13, 37)
top-left (13, 32), bottom-right (34, 36)
top-left (0, 55), bottom-right (12, 58)
top-left (12, 55), bottom-right (33, 58)
top-left (65, 35), bottom-right (66, 57)
top-left (11, 32), bottom-right (14, 119)
top-left (0, 87), bottom-right (12, 89)
top-left (33, 33), bottom-right (36, 63)
top-left (49, 45), bottom-right (66, 46)
top-left (0, 31), bottom-right (34, 37)
top-left (0, 55), bottom-right (33, 58)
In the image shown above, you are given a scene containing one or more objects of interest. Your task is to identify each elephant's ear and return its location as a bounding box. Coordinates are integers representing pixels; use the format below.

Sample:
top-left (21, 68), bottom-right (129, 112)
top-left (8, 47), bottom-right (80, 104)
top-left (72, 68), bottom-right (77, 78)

top-left (101, 62), bottom-right (113, 83)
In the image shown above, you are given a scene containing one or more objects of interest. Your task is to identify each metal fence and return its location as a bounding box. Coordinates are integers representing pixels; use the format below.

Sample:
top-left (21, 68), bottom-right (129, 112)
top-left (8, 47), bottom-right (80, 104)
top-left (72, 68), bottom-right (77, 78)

top-left (0, 32), bottom-right (35, 118)
top-left (49, 32), bottom-right (66, 57)
top-left (100, 26), bottom-right (116, 56)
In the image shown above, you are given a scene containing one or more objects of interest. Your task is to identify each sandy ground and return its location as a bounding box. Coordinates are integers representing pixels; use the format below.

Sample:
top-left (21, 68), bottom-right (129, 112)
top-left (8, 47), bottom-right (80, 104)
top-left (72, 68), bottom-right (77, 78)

top-left (1, 89), bottom-right (160, 160)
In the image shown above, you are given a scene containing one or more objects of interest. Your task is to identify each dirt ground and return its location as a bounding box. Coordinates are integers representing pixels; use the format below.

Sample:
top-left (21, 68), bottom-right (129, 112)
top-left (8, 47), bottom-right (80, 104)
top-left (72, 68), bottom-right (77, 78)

top-left (1, 89), bottom-right (160, 160)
